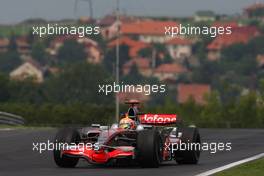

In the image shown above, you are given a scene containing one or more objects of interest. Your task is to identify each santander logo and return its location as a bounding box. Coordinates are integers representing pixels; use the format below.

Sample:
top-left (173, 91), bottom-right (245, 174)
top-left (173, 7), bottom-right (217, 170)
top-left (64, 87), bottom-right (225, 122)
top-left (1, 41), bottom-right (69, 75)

top-left (140, 114), bottom-right (177, 124)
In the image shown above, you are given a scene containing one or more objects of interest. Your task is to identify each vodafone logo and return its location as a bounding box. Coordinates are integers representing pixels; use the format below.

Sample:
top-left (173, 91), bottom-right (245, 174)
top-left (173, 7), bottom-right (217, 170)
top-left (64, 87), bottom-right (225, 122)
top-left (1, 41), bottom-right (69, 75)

top-left (140, 114), bottom-right (177, 124)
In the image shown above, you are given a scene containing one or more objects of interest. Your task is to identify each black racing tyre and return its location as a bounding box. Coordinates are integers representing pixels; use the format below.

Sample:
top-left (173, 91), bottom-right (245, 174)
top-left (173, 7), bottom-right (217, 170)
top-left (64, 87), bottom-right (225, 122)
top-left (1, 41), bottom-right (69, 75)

top-left (136, 129), bottom-right (162, 168)
top-left (174, 127), bottom-right (201, 164)
top-left (53, 128), bottom-right (80, 168)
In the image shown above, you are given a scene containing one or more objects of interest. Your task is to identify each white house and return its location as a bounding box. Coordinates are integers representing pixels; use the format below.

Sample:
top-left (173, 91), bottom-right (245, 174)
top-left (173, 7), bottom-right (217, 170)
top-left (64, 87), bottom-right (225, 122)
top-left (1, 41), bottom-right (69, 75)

top-left (10, 59), bottom-right (44, 83)
top-left (194, 11), bottom-right (216, 22)
top-left (166, 37), bottom-right (193, 62)
top-left (154, 63), bottom-right (188, 81)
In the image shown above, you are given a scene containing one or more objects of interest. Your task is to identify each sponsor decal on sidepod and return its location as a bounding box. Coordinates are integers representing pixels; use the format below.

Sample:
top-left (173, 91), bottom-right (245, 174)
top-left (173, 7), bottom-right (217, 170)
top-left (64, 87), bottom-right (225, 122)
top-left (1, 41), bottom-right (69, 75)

top-left (139, 114), bottom-right (177, 124)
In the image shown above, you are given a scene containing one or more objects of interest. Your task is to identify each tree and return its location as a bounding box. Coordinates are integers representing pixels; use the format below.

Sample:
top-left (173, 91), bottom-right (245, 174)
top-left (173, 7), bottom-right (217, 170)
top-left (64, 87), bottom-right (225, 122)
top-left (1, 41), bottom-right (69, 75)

top-left (138, 47), bottom-right (152, 58)
top-left (148, 88), bottom-right (177, 107)
top-left (0, 51), bottom-right (22, 73)
top-left (8, 34), bottom-right (17, 51)
top-left (121, 64), bottom-right (144, 84)
top-left (179, 97), bottom-right (202, 125)
top-left (152, 43), bottom-right (170, 66)
top-left (44, 62), bottom-right (113, 105)
top-left (247, 36), bottom-right (264, 55)
top-left (192, 59), bottom-right (221, 84)
top-left (87, 32), bottom-right (106, 51)
top-left (57, 40), bottom-right (86, 64)
top-left (103, 44), bottom-right (131, 75)
top-left (0, 74), bottom-right (10, 102)
top-left (31, 42), bottom-right (48, 65)
top-left (8, 79), bottom-right (44, 104)
top-left (235, 92), bottom-right (258, 128)
top-left (163, 53), bottom-right (173, 64)
top-left (121, 64), bottom-right (159, 85)
top-left (193, 40), bottom-right (207, 60)
top-left (217, 79), bottom-right (241, 105)
top-left (257, 79), bottom-right (264, 127)
top-left (201, 91), bottom-right (222, 127)
top-left (220, 42), bottom-right (257, 88)
top-left (221, 43), bottom-right (248, 61)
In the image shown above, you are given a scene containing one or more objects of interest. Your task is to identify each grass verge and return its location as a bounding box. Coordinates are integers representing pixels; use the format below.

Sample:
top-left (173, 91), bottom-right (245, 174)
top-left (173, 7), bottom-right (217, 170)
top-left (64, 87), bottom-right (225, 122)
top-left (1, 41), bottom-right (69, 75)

top-left (215, 158), bottom-right (264, 176)
top-left (0, 125), bottom-right (54, 130)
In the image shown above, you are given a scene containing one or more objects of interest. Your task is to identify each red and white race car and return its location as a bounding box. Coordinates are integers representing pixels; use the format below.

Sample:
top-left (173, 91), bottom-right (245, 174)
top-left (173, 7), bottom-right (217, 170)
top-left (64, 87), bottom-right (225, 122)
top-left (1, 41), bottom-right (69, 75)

top-left (53, 100), bottom-right (201, 168)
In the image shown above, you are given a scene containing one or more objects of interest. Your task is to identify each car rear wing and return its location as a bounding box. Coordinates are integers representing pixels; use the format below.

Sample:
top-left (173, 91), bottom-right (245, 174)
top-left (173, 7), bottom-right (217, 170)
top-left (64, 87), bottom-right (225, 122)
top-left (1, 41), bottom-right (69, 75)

top-left (138, 114), bottom-right (178, 125)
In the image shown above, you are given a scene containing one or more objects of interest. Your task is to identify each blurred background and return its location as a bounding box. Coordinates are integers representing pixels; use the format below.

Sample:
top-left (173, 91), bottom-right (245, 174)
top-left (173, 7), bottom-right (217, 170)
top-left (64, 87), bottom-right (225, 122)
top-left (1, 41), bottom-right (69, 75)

top-left (0, 0), bottom-right (264, 128)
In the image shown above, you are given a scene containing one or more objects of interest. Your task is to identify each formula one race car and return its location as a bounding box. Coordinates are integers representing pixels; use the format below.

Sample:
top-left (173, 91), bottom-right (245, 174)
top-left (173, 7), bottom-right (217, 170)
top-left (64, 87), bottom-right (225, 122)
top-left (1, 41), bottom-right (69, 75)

top-left (53, 100), bottom-right (201, 168)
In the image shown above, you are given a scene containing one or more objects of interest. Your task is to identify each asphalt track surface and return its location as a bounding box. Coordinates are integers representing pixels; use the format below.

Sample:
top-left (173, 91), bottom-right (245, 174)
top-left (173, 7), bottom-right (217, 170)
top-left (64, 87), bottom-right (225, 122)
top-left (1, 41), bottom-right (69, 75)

top-left (0, 128), bottom-right (264, 176)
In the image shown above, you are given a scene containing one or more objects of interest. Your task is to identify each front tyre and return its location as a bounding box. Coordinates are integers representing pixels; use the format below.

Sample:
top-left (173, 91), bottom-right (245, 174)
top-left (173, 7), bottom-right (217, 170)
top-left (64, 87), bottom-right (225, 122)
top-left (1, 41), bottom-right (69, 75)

top-left (174, 127), bottom-right (201, 164)
top-left (137, 129), bottom-right (162, 168)
top-left (53, 128), bottom-right (80, 168)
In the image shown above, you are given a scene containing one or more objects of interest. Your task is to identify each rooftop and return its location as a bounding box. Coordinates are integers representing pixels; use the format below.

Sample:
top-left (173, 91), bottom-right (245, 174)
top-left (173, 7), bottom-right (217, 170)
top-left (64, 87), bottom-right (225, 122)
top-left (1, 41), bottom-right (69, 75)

top-left (207, 26), bottom-right (260, 50)
top-left (121, 20), bottom-right (179, 36)
top-left (0, 38), bottom-right (9, 47)
top-left (155, 63), bottom-right (187, 74)
top-left (123, 57), bottom-right (151, 69)
top-left (108, 37), bottom-right (150, 57)
top-left (177, 83), bottom-right (211, 105)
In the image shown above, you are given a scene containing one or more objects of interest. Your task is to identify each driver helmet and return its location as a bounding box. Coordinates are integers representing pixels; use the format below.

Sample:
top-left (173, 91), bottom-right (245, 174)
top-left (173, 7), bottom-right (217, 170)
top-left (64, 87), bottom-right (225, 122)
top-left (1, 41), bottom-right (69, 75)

top-left (119, 113), bottom-right (136, 130)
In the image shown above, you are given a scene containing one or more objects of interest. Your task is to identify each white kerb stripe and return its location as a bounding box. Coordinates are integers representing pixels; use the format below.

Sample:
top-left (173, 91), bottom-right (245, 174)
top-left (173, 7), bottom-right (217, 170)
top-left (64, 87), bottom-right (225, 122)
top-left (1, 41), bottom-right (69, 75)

top-left (196, 153), bottom-right (264, 176)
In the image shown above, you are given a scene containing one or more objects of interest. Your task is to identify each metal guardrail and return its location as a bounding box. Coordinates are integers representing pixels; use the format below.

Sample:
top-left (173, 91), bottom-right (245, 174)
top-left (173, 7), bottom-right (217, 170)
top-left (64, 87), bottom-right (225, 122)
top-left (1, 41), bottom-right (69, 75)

top-left (0, 111), bottom-right (25, 125)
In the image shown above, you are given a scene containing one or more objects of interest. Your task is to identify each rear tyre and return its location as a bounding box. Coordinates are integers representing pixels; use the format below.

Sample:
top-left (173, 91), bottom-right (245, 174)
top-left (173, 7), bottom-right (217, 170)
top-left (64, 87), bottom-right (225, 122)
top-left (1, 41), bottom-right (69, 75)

top-left (137, 129), bottom-right (162, 168)
top-left (174, 127), bottom-right (201, 164)
top-left (53, 128), bottom-right (80, 168)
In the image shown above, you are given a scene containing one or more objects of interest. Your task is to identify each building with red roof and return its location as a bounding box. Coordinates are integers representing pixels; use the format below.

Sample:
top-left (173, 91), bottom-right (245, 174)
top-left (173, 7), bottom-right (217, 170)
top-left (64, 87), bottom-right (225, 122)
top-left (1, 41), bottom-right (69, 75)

top-left (0, 37), bottom-right (32, 55)
top-left (122, 57), bottom-right (151, 77)
top-left (16, 37), bottom-right (31, 55)
top-left (177, 84), bottom-right (211, 105)
top-left (207, 26), bottom-right (260, 61)
top-left (0, 38), bottom-right (9, 53)
top-left (98, 15), bottom-right (137, 39)
top-left (154, 63), bottom-right (188, 81)
top-left (108, 36), bottom-right (150, 58)
top-left (121, 20), bottom-right (179, 43)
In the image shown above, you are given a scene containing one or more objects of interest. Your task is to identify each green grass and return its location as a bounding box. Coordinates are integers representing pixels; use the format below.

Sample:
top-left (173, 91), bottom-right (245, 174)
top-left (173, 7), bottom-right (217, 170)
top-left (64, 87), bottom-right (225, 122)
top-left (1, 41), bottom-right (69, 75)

top-left (0, 124), bottom-right (54, 130)
top-left (215, 158), bottom-right (264, 176)
top-left (0, 25), bottom-right (30, 37)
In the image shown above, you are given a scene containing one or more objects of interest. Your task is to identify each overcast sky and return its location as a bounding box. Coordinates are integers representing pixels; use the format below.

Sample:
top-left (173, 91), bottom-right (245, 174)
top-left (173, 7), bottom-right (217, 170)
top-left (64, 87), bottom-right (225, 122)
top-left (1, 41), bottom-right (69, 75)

top-left (0, 0), bottom-right (263, 24)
